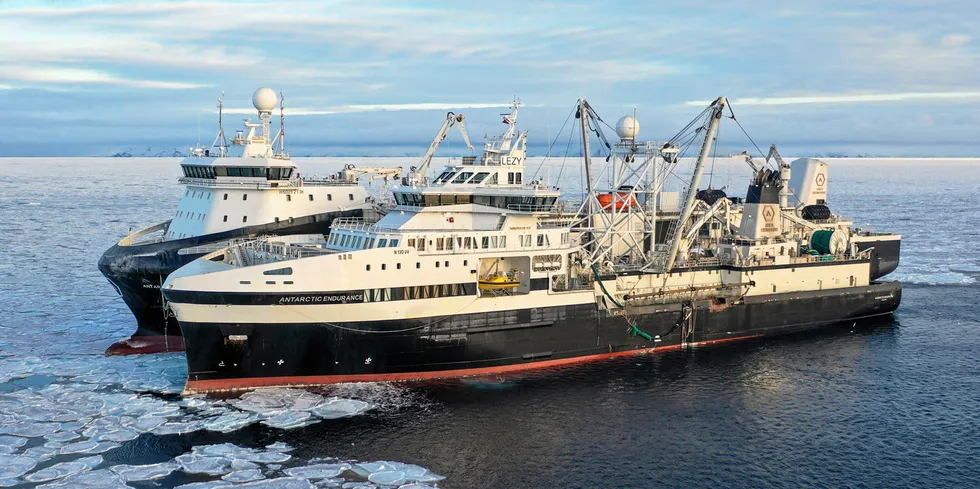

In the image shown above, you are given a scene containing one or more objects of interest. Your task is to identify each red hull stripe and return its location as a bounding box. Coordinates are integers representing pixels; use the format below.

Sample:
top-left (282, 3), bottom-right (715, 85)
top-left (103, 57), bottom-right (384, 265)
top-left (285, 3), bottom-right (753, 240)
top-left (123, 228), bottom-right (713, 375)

top-left (105, 336), bottom-right (186, 356)
top-left (183, 335), bottom-right (760, 394)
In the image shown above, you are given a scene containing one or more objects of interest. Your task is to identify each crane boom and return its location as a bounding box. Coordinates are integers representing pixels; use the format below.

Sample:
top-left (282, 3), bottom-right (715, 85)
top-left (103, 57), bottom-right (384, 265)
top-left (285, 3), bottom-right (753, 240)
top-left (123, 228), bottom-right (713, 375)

top-left (408, 112), bottom-right (474, 186)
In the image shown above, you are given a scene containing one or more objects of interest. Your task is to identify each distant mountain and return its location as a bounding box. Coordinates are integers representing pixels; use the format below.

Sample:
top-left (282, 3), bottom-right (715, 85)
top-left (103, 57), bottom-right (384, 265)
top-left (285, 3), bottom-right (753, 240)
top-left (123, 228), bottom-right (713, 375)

top-left (110, 146), bottom-right (186, 158)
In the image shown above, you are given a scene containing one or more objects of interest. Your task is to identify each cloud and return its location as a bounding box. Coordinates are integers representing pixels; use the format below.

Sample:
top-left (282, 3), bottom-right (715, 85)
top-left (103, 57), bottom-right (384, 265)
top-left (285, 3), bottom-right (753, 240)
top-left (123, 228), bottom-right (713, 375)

top-left (222, 102), bottom-right (518, 116)
top-left (0, 66), bottom-right (206, 89)
top-left (686, 91), bottom-right (980, 106)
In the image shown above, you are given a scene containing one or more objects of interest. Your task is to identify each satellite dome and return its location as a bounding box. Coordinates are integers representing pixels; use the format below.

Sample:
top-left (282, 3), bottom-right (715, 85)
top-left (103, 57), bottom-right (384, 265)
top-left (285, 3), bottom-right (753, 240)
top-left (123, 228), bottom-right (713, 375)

top-left (252, 87), bottom-right (278, 112)
top-left (616, 115), bottom-right (640, 140)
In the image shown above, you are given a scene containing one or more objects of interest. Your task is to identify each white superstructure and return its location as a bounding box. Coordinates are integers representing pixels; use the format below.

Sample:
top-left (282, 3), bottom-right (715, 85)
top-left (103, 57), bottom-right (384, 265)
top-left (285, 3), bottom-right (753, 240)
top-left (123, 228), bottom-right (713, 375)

top-left (146, 88), bottom-right (402, 242)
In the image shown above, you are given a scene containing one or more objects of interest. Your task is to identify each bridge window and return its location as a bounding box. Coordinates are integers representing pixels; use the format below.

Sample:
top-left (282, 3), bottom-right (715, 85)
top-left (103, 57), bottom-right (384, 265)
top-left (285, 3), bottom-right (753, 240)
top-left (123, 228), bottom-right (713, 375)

top-left (434, 170), bottom-right (457, 183)
top-left (379, 238), bottom-right (388, 247)
top-left (452, 172), bottom-right (474, 183)
top-left (471, 172), bottom-right (490, 184)
top-left (390, 239), bottom-right (399, 247)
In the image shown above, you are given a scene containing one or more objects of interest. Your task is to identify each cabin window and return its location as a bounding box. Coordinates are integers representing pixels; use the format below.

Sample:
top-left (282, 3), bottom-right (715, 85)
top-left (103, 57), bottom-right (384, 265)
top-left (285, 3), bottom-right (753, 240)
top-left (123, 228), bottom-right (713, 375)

top-left (435, 261), bottom-right (440, 268)
top-left (481, 237), bottom-right (489, 249)
top-left (274, 217), bottom-right (280, 223)
top-left (309, 194), bottom-right (314, 201)
top-left (500, 236), bottom-right (507, 247)
top-left (424, 194), bottom-right (440, 207)
top-left (417, 262), bottom-right (421, 269)
top-left (286, 195), bottom-right (291, 202)
top-left (537, 234), bottom-right (549, 246)
top-left (265, 281), bottom-right (276, 285)
top-left (521, 235), bottom-right (532, 247)
top-left (378, 238), bottom-right (388, 247)
top-left (390, 239), bottom-right (399, 247)
top-left (355, 236), bottom-right (364, 248)
top-left (223, 215), bottom-right (228, 222)
top-left (418, 239), bottom-right (426, 251)
top-left (284, 281), bottom-right (294, 284)
top-left (397, 263), bottom-right (402, 270)
top-left (242, 216), bottom-right (248, 223)
top-left (366, 265), bottom-right (371, 271)
top-left (452, 172), bottom-right (474, 183)
top-left (349, 193), bottom-right (354, 201)
top-left (463, 260), bottom-right (468, 266)
top-left (436, 238), bottom-right (444, 251)
top-left (269, 167), bottom-right (282, 180)
top-left (222, 193), bottom-right (228, 201)
top-left (446, 238), bottom-right (454, 251)
top-left (264, 267), bottom-right (292, 275)
top-left (408, 238), bottom-right (416, 247)
top-left (243, 194), bottom-right (248, 201)
top-left (434, 170), bottom-right (457, 183)
top-left (515, 173), bottom-right (522, 184)
top-left (444, 261), bottom-right (449, 267)
top-left (471, 172), bottom-right (490, 184)
top-left (507, 172), bottom-right (515, 184)
top-left (327, 194), bottom-right (333, 201)
top-left (382, 264), bottom-right (387, 271)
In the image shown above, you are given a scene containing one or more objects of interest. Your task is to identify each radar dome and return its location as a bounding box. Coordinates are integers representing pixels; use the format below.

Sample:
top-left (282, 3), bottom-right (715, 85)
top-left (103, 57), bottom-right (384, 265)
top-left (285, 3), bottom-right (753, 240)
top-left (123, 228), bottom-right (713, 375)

top-left (252, 87), bottom-right (278, 112)
top-left (616, 115), bottom-right (640, 140)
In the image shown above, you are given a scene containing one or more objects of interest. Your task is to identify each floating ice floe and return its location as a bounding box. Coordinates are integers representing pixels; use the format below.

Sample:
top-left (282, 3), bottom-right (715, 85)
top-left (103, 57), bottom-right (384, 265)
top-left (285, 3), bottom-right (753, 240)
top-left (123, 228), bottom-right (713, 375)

top-left (176, 453), bottom-right (235, 476)
top-left (283, 463), bottom-right (351, 479)
top-left (262, 410), bottom-right (317, 429)
top-left (24, 454), bottom-right (102, 483)
top-left (0, 454), bottom-right (38, 478)
top-left (35, 468), bottom-right (128, 488)
top-left (58, 439), bottom-right (120, 455)
top-left (367, 470), bottom-right (406, 486)
top-left (108, 461), bottom-right (179, 482)
top-left (222, 468), bottom-right (266, 482)
top-left (0, 435), bottom-right (27, 452)
top-left (173, 481), bottom-right (233, 489)
top-left (232, 477), bottom-right (315, 489)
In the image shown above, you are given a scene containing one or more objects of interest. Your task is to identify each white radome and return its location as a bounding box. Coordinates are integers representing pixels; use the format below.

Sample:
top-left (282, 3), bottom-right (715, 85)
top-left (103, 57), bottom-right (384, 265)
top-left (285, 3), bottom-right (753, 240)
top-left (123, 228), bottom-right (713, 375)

top-left (615, 116), bottom-right (640, 140)
top-left (252, 87), bottom-right (278, 112)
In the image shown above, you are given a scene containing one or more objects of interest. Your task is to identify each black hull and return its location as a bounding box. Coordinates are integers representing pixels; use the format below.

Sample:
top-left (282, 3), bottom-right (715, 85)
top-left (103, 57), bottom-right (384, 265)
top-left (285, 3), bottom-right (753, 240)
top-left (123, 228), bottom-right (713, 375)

top-left (178, 282), bottom-right (902, 393)
top-left (855, 236), bottom-right (901, 280)
top-left (99, 208), bottom-right (368, 354)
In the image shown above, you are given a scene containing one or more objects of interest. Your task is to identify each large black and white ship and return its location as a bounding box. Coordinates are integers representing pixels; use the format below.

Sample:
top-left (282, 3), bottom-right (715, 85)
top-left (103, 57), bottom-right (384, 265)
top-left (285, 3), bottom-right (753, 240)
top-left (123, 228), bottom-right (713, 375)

top-left (161, 97), bottom-right (901, 394)
top-left (99, 88), bottom-right (401, 354)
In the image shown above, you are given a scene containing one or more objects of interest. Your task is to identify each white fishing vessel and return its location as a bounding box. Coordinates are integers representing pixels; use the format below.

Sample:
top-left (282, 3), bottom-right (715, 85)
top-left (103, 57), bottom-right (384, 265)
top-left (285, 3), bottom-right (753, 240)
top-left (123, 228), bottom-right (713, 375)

top-left (160, 97), bottom-right (901, 394)
top-left (99, 88), bottom-right (401, 354)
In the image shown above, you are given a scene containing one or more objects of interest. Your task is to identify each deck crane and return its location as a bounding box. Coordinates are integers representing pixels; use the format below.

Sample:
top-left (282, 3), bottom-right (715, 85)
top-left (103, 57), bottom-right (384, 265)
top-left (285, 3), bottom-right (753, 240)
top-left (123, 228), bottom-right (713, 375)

top-left (405, 112), bottom-right (474, 186)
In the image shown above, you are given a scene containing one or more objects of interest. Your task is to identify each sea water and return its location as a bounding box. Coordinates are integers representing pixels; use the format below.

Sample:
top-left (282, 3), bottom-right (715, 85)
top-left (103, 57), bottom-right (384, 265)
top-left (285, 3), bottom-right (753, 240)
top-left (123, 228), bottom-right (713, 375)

top-left (0, 157), bottom-right (978, 488)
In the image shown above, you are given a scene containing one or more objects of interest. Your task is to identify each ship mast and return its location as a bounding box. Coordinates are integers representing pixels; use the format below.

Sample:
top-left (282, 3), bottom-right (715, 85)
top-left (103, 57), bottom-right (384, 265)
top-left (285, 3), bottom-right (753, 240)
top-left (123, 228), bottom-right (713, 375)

top-left (662, 96), bottom-right (728, 272)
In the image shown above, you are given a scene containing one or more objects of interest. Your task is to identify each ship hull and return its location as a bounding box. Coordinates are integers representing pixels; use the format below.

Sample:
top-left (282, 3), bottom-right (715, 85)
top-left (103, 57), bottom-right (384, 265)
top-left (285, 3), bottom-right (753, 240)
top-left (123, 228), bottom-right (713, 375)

top-left (99, 208), bottom-right (368, 355)
top-left (854, 235), bottom-right (901, 280)
top-left (177, 281), bottom-right (901, 394)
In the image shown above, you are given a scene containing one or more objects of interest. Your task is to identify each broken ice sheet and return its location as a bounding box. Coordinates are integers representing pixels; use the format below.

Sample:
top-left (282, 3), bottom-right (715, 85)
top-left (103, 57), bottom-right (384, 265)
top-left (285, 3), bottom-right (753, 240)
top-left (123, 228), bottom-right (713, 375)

top-left (0, 454), bottom-right (38, 478)
top-left (0, 435), bottom-right (27, 450)
top-left (58, 439), bottom-right (120, 455)
top-left (367, 470), bottom-right (406, 486)
top-left (309, 399), bottom-right (372, 419)
top-left (202, 411), bottom-right (260, 433)
top-left (222, 468), bottom-right (266, 482)
top-left (233, 477), bottom-right (315, 489)
top-left (284, 463), bottom-right (351, 479)
top-left (108, 461), bottom-right (178, 482)
top-left (34, 468), bottom-right (127, 488)
top-left (261, 410), bottom-right (317, 429)
top-left (24, 454), bottom-right (103, 483)
top-left (175, 453), bottom-right (234, 476)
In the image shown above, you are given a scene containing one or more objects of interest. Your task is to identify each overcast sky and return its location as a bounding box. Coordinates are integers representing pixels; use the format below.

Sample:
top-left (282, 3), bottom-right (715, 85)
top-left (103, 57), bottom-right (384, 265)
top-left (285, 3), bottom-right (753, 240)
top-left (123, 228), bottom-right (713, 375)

top-left (1, 0), bottom-right (978, 157)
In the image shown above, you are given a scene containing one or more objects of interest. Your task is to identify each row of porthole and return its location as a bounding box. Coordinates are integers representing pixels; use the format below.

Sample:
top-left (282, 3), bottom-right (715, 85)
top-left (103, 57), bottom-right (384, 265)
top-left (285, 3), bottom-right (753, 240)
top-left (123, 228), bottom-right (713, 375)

top-left (218, 192), bottom-right (356, 202)
top-left (366, 259), bottom-right (470, 272)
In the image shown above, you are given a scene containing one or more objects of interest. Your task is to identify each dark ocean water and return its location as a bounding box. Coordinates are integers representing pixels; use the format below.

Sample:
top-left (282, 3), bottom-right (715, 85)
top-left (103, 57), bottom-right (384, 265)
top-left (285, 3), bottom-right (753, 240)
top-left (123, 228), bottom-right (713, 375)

top-left (0, 157), bottom-right (978, 488)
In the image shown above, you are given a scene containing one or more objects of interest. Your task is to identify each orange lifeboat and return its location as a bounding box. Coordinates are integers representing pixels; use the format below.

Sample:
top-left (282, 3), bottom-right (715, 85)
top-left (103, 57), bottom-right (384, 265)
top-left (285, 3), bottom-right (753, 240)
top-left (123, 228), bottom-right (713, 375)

top-left (597, 192), bottom-right (637, 210)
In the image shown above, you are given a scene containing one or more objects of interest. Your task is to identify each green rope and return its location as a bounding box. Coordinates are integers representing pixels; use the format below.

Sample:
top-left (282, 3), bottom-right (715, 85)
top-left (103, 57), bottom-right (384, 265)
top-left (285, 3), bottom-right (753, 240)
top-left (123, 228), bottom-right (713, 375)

top-left (582, 259), bottom-right (654, 341)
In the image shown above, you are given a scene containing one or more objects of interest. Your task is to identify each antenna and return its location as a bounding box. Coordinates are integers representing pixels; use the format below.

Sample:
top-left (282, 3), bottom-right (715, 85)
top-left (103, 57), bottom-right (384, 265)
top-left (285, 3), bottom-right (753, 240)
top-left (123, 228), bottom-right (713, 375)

top-left (279, 90), bottom-right (285, 155)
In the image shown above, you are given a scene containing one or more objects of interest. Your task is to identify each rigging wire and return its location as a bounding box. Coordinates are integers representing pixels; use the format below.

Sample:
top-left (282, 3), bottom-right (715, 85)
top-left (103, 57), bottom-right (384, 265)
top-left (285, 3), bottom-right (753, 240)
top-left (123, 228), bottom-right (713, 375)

top-left (531, 105), bottom-right (576, 181)
top-left (727, 103), bottom-right (773, 170)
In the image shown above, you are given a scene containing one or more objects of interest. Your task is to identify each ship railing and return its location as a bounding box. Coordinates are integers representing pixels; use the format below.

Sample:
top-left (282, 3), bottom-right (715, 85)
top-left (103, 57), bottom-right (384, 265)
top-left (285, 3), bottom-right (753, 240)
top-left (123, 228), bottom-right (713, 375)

top-left (177, 177), bottom-right (360, 188)
top-left (331, 217), bottom-right (503, 234)
top-left (118, 220), bottom-right (171, 246)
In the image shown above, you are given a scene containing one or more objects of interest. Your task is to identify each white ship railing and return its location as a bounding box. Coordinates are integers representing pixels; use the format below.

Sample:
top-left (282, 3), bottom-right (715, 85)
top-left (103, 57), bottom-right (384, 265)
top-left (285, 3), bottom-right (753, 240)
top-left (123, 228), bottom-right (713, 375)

top-left (177, 177), bottom-right (361, 188)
